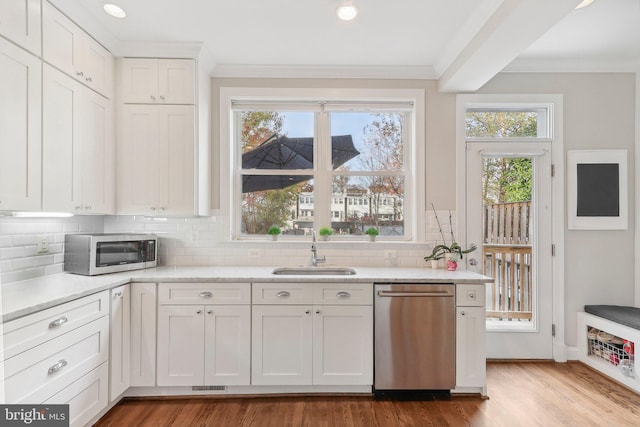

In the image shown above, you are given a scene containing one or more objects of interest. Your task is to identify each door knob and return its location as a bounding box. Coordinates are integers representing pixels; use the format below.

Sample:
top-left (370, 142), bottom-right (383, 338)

top-left (469, 258), bottom-right (478, 266)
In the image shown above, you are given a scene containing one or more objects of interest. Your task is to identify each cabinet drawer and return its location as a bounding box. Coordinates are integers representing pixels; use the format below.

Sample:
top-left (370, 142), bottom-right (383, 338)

top-left (252, 283), bottom-right (313, 305)
top-left (158, 282), bottom-right (250, 305)
top-left (456, 284), bottom-right (486, 307)
top-left (45, 362), bottom-right (108, 427)
top-left (2, 290), bottom-right (109, 360)
top-left (312, 283), bottom-right (373, 305)
top-left (4, 315), bottom-right (109, 404)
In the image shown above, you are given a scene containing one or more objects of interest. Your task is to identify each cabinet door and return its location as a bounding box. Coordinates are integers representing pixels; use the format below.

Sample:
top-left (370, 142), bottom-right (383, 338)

top-left (0, 38), bottom-right (41, 211)
top-left (42, 65), bottom-right (82, 213)
top-left (81, 36), bottom-right (113, 98)
top-left (157, 305), bottom-right (205, 386)
top-left (251, 305), bottom-right (313, 385)
top-left (121, 58), bottom-right (159, 104)
top-left (312, 305), bottom-right (373, 386)
top-left (0, 0), bottom-right (41, 55)
top-left (158, 59), bottom-right (195, 104)
top-left (456, 306), bottom-right (486, 388)
top-left (158, 105), bottom-right (195, 215)
top-left (42, 2), bottom-right (82, 78)
top-left (110, 285), bottom-right (130, 401)
top-left (81, 89), bottom-right (114, 214)
top-left (117, 105), bottom-right (160, 214)
top-left (204, 305), bottom-right (250, 385)
top-left (130, 283), bottom-right (157, 387)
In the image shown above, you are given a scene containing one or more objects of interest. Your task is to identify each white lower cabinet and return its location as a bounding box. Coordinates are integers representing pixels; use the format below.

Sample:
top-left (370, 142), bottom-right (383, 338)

top-left (45, 363), bottom-right (109, 427)
top-left (251, 305), bottom-right (313, 385)
top-left (109, 284), bottom-right (130, 401)
top-left (156, 283), bottom-right (251, 386)
top-left (130, 282), bottom-right (157, 387)
top-left (455, 284), bottom-right (486, 390)
top-left (251, 283), bottom-right (373, 386)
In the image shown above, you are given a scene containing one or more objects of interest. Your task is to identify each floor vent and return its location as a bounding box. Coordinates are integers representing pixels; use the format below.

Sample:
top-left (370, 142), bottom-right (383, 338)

top-left (192, 385), bottom-right (226, 391)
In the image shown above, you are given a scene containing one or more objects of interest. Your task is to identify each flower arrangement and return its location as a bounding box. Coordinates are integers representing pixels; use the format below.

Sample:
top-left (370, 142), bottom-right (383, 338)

top-left (424, 204), bottom-right (477, 262)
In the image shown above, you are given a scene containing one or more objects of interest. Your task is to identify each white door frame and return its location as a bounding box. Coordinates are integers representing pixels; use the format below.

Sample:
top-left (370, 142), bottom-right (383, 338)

top-left (455, 94), bottom-right (566, 362)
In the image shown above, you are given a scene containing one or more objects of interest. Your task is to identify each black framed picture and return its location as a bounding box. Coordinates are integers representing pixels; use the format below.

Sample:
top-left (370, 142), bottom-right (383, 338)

top-left (567, 150), bottom-right (627, 230)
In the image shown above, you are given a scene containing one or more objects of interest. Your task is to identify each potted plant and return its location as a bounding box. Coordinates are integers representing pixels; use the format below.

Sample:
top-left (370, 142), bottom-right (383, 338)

top-left (365, 227), bottom-right (379, 242)
top-left (318, 227), bottom-right (333, 241)
top-left (267, 226), bottom-right (281, 241)
top-left (423, 204), bottom-right (477, 269)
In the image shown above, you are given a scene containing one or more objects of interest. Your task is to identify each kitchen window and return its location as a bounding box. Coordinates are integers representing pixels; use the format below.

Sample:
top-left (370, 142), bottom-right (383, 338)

top-left (220, 88), bottom-right (425, 241)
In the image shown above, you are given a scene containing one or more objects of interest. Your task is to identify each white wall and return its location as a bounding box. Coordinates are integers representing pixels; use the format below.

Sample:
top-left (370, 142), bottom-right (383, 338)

top-left (478, 72), bottom-right (636, 347)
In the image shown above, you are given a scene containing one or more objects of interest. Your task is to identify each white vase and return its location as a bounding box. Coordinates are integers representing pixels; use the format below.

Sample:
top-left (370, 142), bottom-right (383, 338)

top-left (369, 235), bottom-right (376, 242)
top-left (429, 259), bottom-right (439, 269)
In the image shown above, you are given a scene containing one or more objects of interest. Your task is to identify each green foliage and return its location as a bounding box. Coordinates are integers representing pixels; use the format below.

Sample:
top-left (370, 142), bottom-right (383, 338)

top-left (318, 227), bottom-right (333, 236)
top-left (465, 111), bottom-right (538, 138)
top-left (241, 111), bottom-right (283, 151)
top-left (267, 226), bottom-right (281, 236)
top-left (365, 227), bottom-right (379, 236)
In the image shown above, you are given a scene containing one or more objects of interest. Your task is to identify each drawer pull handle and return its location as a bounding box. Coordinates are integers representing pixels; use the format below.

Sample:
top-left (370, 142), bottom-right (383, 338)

top-left (199, 291), bottom-right (213, 298)
top-left (113, 291), bottom-right (122, 298)
top-left (336, 291), bottom-right (351, 299)
top-left (276, 291), bottom-right (291, 298)
top-left (48, 317), bottom-right (68, 329)
top-left (48, 359), bottom-right (68, 375)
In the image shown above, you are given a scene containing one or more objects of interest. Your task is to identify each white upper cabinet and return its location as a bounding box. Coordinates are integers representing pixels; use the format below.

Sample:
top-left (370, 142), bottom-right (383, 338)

top-left (0, 37), bottom-right (41, 211)
top-left (42, 1), bottom-right (113, 98)
top-left (121, 58), bottom-right (195, 105)
top-left (117, 104), bottom-right (195, 215)
top-left (0, 0), bottom-right (42, 55)
top-left (42, 65), bottom-right (114, 214)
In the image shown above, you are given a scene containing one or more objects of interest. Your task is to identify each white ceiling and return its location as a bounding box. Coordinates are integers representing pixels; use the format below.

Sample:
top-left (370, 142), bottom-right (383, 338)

top-left (51, 0), bottom-right (640, 91)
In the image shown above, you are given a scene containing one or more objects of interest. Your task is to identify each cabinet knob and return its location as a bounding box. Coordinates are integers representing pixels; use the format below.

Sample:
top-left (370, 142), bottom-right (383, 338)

top-left (48, 359), bottom-right (68, 375)
top-left (336, 291), bottom-right (351, 299)
top-left (150, 207), bottom-right (156, 211)
top-left (276, 291), bottom-right (291, 298)
top-left (76, 71), bottom-right (84, 77)
top-left (150, 95), bottom-right (156, 101)
top-left (315, 309), bottom-right (320, 314)
top-left (460, 311), bottom-right (466, 316)
top-left (199, 291), bottom-right (213, 299)
top-left (113, 291), bottom-right (122, 298)
top-left (305, 309), bottom-right (310, 314)
top-left (75, 205), bottom-right (83, 211)
top-left (160, 95), bottom-right (165, 101)
top-left (159, 207), bottom-right (165, 211)
top-left (85, 77), bottom-right (93, 83)
top-left (84, 205), bottom-right (92, 210)
top-left (196, 309), bottom-right (202, 314)
top-left (207, 309), bottom-right (213, 315)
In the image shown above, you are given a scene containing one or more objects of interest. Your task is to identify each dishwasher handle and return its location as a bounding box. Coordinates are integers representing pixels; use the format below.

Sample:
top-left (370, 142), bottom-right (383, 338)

top-left (377, 290), bottom-right (454, 297)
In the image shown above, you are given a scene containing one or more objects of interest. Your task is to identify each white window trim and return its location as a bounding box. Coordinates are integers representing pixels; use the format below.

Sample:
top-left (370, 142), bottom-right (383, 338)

top-left (219, 87), bottom-right (426, 242)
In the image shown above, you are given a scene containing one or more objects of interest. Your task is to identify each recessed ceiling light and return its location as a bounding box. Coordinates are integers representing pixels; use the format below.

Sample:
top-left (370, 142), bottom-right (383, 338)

top-left (103, 3), bottom-right (127, 19)
top-left (575, 0), bottom-right (594, 9)
top-left (336, 4), bottom-right (358, 21)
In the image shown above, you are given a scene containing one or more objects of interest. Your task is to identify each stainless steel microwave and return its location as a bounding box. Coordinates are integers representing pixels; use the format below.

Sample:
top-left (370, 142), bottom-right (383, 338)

top-left (64, 233), bottom-right (157, 276)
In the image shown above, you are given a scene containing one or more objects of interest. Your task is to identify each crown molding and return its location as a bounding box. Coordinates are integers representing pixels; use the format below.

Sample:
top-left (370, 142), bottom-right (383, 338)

top-left (211, 64), bottom-right (438, 80)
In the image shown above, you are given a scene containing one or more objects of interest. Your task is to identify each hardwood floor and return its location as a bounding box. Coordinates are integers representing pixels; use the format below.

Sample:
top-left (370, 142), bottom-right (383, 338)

top-left (95, 362), bottom-right (640, 426)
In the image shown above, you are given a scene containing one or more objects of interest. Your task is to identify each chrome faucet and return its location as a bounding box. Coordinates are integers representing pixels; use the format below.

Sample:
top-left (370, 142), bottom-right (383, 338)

top-left (310, 230), bottom-right (326, 266)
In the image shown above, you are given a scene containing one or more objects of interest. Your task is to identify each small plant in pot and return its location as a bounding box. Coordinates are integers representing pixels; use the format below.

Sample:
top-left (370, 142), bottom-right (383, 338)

top-left (423, 204), bottom-right (477, 269)
top-left (318, 227), bottom-right (333, 241)
top-left (267, 226), bottom-right (281, 241)
top-left (365, 227), bottom-right (379, 242)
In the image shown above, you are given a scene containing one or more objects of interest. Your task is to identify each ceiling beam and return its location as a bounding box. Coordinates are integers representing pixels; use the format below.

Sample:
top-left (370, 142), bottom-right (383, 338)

top-left (437, 0), bottom-right (582, 93)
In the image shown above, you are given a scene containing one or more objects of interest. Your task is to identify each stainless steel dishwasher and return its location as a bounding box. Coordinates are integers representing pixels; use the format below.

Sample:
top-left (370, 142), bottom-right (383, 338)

top-left (374, 283), bottom-right (455, 393)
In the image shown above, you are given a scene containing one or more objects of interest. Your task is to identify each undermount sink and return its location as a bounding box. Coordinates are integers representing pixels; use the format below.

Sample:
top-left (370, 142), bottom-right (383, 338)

top-left (271, 267), bottom-right (357, 276)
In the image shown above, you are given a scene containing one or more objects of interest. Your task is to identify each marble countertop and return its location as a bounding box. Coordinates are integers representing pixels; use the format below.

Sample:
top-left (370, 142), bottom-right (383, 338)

top-left (1, 266), bottom-right (492, 323)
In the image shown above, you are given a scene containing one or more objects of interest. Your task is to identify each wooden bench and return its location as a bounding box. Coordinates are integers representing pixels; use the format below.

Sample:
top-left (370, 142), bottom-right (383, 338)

top-left (577, 306), bottom-right (640, 393)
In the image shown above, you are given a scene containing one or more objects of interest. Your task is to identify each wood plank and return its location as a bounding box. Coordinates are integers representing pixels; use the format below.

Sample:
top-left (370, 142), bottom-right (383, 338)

top-left (95, 362), bottom-right (640, 427)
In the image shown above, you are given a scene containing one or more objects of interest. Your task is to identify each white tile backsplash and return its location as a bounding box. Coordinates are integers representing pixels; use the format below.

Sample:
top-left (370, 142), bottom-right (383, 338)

top-left (0, 212), bottom-right (456, 285)
top-left (0, 216), bottom-right (103, 284)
